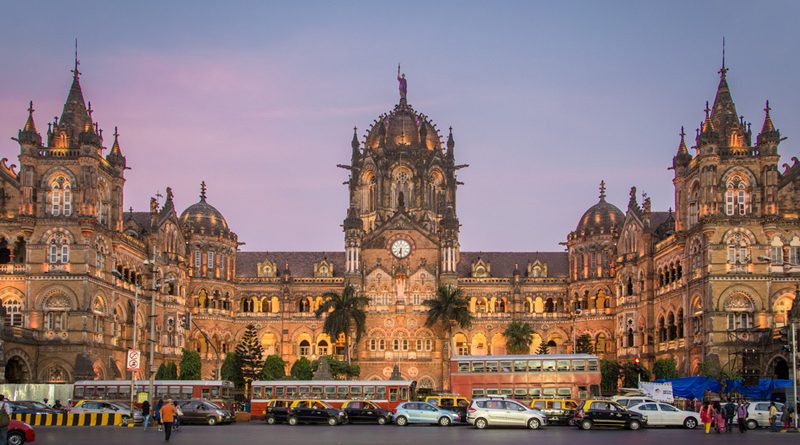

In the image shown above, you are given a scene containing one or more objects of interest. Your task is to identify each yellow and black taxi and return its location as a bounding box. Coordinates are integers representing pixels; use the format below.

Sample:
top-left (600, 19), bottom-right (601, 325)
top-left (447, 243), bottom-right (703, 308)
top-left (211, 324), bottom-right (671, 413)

top-left (287, 400), bottom-right (347, 426)
top-left (573, 400), bottom-right (646, 430)
top-left (424, 395), bottom-right (471, 423)
top-left (530, 399), bottom-right (579, 425)
top-left (263, 399), bottom-right (294, 425)
top-left (340, 400), bottom-right (392, 425)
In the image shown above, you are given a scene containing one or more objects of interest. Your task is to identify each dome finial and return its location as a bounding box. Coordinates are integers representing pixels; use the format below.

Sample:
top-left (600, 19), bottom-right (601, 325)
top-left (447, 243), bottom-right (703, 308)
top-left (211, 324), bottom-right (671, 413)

top-left (71, 38), bottom-right (81, 80)
top-left (599, 180), bottom-right (606, 201)
top-left (719, 36), bottom-right (728, 79)
top-left (200, 181), bottom-right (207, 202)
top-left (397, 63), bottom-right (407, 104)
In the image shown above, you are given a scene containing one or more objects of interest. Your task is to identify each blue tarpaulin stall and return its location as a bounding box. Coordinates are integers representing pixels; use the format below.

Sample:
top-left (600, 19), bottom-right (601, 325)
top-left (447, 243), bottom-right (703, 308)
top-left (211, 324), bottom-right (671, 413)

top-left (655, 377), bottom-right (792, 400)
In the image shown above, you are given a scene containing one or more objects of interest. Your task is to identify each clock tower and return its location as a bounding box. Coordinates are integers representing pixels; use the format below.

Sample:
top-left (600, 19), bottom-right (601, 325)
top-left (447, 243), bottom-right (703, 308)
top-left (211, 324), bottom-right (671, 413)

top-left (339, 78), bottom-right (464, 388)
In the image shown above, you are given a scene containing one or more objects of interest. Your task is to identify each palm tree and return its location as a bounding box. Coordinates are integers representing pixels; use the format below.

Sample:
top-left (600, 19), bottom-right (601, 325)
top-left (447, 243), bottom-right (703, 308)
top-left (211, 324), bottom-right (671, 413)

top-left (504, 321), bottom-right (534, 354)
top-left (424, 284), bottom-right (472, 360)
top-left (315, 284), bottom-right (369, 364)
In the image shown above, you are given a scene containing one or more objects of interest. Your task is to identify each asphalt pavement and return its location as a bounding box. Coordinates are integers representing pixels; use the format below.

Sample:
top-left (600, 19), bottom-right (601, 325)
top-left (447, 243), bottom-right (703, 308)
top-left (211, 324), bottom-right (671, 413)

top-left (33, 423), bottom-right (800, 445)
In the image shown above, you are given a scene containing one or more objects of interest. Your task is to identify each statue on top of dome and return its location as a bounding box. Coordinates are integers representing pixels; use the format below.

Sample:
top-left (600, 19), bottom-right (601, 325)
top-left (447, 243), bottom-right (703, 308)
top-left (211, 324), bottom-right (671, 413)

top-left (397, 64), bottom-right (407, 101)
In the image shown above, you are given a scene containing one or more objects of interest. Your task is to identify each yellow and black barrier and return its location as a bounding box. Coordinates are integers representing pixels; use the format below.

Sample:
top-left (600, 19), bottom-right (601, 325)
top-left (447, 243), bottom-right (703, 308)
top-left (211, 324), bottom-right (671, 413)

top-left (11, 412), bottom-right (129, 426)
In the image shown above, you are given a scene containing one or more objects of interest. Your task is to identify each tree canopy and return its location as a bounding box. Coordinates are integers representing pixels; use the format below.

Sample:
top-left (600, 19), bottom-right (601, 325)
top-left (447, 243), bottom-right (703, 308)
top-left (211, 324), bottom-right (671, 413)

top-left (261, 355), bottom-right (287, 380)
top-left (235, 324), bottom-right (264, 386)
top-left (504, 321), bottom-right (534, 354)
top-left (315, 284), bottom-right (369, 362)
top-left (178, 348), bottom-right (202, 380)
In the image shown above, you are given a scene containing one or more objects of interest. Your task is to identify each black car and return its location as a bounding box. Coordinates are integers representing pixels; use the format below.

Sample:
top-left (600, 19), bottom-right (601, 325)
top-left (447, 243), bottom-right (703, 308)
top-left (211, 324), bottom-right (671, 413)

top-left (175, 399), bottom-right (233, 425)
top-left (574, 400), bottom-right (646, 430)
top-left (287, 400), bottom-right (346, 426)
top-left (265, 399), bottom-right (293, 425)
top-left (8, 401), bottom-right (62, 415)
top-left (341, 400), bottom-right (392, 425)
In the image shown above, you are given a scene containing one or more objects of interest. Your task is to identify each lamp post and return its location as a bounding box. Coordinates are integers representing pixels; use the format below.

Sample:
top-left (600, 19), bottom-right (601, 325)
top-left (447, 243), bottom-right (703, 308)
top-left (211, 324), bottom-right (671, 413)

top-left (113, 269), bottom-right (139, 424)
top-left (147, 267), bottom-right (175, 401)
top-left (572, 307), bottom-right (582, 352)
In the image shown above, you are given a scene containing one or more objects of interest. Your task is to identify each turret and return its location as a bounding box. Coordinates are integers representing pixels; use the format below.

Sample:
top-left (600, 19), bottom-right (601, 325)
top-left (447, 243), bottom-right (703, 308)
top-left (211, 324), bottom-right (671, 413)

top-left (756, 100), bottom-right (781, 155)
top-left (343, 206), bottom-right (363, 275)
top-left (106, 126), bottom-right (127, 169)
top-left (17, 101), bottom-right (42, 147)
top-left (672, 127), bottom-right (691, 172)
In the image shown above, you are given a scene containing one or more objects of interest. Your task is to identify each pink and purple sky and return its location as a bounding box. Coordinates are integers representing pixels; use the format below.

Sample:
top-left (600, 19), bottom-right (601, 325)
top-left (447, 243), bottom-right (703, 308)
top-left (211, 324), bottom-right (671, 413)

top-left (1, 1), bottom-right (798, 252)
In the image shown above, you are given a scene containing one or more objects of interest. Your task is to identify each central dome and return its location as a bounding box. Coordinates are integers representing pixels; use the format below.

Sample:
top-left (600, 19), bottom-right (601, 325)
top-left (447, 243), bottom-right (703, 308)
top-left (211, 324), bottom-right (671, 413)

top-left (179, 182), bottom-right (230, 235)
top-left (575, 182), bottom-right (623, 237)
top-left (364, 101), bottom-right (443, 151)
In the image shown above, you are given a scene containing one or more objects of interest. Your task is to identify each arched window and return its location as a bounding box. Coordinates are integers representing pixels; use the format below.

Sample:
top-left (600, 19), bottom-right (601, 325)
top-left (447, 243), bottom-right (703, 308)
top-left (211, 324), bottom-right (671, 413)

top-left (44, 295), bottom-right (70, 332)
top-left (50, 176), bottom-right (73, 217)
top-left (688, 182), bottom-right (700, 226)
top-left (658, 316), bottom-right (666, 343)
top-left (299, 340), bottom-right (311, 357)
top-left (2, 296), bottom-right (22, 327)
top-left (724, 293), bottom-right (754, 330)
top-left (495, 299), bottom-right (506, 313)
top-left (667, 312), bottom-right (676, 340)
top-left (626, 328), bottom-right (635, 348)
top-left (317, 340), bottom-right (329, 356)
top-left (47, 233), bottom-right (69, 264)
top-left (677, 309), bottom-right (684, 338)
top-left (596, 333), bottom-right (607, 353)
top-left (725, 176), bottom-right (750, 216)
top-left (726, 233), bottom-right (750, 266)
top-left (544, 298), bottom-right (554, 313)
top-left (476, 298), bottom-right (487, 313)
top-left (523, 299), bottom-right (533, 313)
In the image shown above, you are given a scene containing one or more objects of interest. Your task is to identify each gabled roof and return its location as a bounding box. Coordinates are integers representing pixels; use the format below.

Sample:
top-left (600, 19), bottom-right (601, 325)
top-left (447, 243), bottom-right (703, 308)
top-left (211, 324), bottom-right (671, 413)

top-left (236, 251), bottom-right (346, 278)
top-left (457, 251), bottom-right (569, 278)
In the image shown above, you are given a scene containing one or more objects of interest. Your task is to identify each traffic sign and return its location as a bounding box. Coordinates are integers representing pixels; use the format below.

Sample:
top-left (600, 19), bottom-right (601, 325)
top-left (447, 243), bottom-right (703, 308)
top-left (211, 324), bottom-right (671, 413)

top-left (126, 349), bottom-right (141, 371)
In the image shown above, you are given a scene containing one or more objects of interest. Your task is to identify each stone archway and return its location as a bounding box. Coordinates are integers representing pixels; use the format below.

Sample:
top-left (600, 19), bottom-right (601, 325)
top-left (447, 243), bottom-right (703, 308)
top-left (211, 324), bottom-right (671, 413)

top-left (5, 355), bottom-right (30, 383)
top-left (772, 357), bottom-right (789, 380)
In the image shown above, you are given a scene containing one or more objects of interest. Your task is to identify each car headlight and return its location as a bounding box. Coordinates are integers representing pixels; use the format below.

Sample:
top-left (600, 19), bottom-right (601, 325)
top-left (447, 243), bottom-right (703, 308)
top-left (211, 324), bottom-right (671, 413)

top-left (339, 411), bottom-right (345, 416)
top-left (215, 410), bottom-right (225, 416)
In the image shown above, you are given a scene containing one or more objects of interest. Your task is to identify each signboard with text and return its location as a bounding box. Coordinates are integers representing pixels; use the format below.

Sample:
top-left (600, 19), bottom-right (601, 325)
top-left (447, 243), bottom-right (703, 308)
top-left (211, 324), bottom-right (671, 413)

top-left (126, 349), bottom-right (141, 372)
top-left (639, 382), bottom-right (674, 402)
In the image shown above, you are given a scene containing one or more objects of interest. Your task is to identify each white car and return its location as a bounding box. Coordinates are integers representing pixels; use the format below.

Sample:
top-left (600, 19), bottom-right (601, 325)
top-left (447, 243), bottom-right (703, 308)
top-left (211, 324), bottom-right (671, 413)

top-left (745, 401), bottom-right (783, 430)
top-left (466, 397), bottom-right (547, 429)
top-left (613, 396), bottom-right (657, 408)
top-left (629, 402), bottom-right (700, 429)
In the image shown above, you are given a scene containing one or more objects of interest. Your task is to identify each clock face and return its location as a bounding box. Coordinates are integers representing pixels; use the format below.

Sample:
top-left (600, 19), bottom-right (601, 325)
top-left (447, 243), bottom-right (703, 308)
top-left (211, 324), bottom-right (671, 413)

top-left (391, 239), bottom-right (411, 259)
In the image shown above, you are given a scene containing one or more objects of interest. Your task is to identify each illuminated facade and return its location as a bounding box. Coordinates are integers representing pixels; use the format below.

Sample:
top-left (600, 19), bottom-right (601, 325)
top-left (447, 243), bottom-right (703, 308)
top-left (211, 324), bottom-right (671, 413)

top-left (0, 58), bottom-right (797, 388)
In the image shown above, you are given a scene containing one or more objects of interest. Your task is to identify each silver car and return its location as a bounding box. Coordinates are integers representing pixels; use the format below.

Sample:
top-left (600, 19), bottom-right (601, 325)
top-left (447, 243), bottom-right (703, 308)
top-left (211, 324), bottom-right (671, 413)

top-left (745, 401), bottom-right (783, 429)
top-left (392, 402), bottom-right (460, 426)
top-left (71, 400), bottom-right (143, 424)
top-left (467, 397), bottom-right (547, 429)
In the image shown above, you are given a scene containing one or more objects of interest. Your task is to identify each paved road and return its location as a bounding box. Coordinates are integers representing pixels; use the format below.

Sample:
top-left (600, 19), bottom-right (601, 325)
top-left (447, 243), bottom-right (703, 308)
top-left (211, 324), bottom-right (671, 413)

top-left (34, 423), bottom-right (800, 445)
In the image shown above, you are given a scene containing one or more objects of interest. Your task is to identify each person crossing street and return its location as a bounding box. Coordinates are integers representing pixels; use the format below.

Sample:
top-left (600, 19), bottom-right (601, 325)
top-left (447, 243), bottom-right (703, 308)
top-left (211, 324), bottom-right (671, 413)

top-left (159, 399), bottom-right (177, 441)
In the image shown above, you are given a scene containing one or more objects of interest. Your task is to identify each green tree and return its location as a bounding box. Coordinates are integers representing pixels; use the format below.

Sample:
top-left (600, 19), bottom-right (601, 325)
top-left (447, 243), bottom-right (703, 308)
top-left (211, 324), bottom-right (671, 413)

top-left (164, 362), bottom-right (177, 379)
top-left (600, 359), bottom-right (621, 395)
top-left (260, 355), bottom-right (287, 380)
top-left (535, 342), bottom-right (550, 355)
top-left (178, 348), bottom-right (202, 380)
top-left (504, 321), bottom-right (534, 354)
top-left (621, 361), bottom-right (651, 387)
top-left (314, 284), bottom-right (370, 363)
top-left (311, 355), bottom-right (360, 379)
top-left (424, 285), bottom-right (472, 360)
top-left (652, 358), bottom-right (679, 380)
top-left (291, 357), bottom-right (313, 380)
top-left (155, 363), bottom-right (169, 380)
top-left (235, 324), bottom-right (264, 389)
top-left (575, 334), bottom-right (594, 354)
top-left (221, 352), bottom-right (244, 388)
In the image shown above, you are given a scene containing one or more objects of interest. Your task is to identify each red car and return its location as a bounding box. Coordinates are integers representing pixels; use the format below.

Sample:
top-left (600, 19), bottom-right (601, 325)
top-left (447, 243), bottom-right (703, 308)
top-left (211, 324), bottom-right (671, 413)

top-left (9, 419), bottom-right (35, 445)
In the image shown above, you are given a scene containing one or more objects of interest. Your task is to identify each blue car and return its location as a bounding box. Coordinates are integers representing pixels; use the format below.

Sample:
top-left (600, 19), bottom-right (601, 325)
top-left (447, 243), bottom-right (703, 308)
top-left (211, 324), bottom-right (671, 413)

top-left (392, 402), bottom-right (460, 426)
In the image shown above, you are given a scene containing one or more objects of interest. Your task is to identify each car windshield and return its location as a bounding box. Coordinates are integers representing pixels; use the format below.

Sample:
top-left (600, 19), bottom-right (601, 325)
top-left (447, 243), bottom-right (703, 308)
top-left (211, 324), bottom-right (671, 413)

top-left (24, 402), bottom-right (50, 409)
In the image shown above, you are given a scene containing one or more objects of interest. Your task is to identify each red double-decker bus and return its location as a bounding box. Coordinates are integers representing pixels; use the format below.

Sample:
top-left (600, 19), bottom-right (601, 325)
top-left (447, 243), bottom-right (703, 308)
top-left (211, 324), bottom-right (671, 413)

top-left (449, 354), bottom-right (601, 401)
top-left (250, 380), bottom-right (415, 418)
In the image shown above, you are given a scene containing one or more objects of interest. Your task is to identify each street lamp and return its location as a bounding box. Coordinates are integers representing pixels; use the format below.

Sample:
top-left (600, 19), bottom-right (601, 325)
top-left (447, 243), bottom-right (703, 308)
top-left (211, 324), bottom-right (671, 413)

top-left (572, 307), bottom-right (582, 352)
top-left (147, 270), bottom-right (176, 401)
top-left (758, 255), bottom-right (798, 430)
top-left (112, 269), bottom-right (140, 425)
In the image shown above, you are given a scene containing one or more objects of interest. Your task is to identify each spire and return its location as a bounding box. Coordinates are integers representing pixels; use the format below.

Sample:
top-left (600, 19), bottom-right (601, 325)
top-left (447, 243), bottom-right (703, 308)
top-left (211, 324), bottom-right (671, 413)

top-left (110, 127), bottom-right (122, 154)
top-left (18, 100), bottom-right (42, 146)
top-left (673, 126), bottom-right (692, 169)
top-left (200, 181), bottom-right (207, 202)
top-left (59, 40), bottom-right (92, 146)
top-left (627, 186), bottom-right (639, 211)
top-left (446, 126), bottom-right (455, 159)
top-left (761, 100), bottom-right (775, 134)
top-left (710, 41), bottom-right (741, 142)
top-left (719, 36), bottom-right (727, 79)
top-left (24, 101), bottom-right (37, 132)
top-left (757, 100), bottom-right (781, 148)
top-left (598, 180), bottom-right (606, 202)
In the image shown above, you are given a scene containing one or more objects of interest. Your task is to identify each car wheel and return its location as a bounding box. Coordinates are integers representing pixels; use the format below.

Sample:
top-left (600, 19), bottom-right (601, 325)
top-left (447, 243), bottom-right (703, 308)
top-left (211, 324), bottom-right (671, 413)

top-left (395, 416), bottom-right (408, 426)
top-left (7, 432), bottom-right (24, 445)
top-left (580, 419), bottom-right (592, 430)
top-left (288, 416), bottom-right (299, 426)
top-left (475, 418), bottom-right (488, 429)
top-left (568, 418), bottom-right (576, 426)
top-left (528, 418), bottom-right (541, 430)
top-left (746, 419), bottom-right (757, 430)
top-left (377, 416), bottom-right (387, 425)
top-left (328, 417), bottom-right (338, 426)
top-left (438, 416), bottom-right (452, 426)
top-left (266, 416), bottom-right (276, 425)
top-left (628, 420), bottom-right (641, 431)
top-left (683, 417), bottom-right (698, 429)
top-left (207, 416), bottom-right (217, 426)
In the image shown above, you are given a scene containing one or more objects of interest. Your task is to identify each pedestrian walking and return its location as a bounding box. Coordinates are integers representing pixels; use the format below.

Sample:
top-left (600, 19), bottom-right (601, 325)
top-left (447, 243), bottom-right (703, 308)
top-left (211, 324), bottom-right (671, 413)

top-left (781, 404), bottom-right (791, 431)
top-left (724, 399), bottom-right (736, 432)
top-left (0, 394), bottom-right (11, 445)
top-left (769, 402), bottom-right (779, 432)
top-left (701, 401), bottom-right (714, 434)
top-left (713, 401), bottom-right (725, 433)
top-left (736, 400), bottom-right (748, 433)
top-left (154, 398), bottom-right (164, 432)
top-left (142, 400), bottom-right (151, 430)
top-left (159, 399), bottom-right (177, 442)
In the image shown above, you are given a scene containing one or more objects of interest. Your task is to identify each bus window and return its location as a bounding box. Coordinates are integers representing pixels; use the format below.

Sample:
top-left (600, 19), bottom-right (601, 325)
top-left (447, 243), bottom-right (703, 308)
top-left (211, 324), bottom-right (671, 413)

top-left (350, 386), bottom-right (362, 397)
top-left (157, 386), bottom-right (168, 398)
top-left (324, 386), bottom-right (336, 398)
top-left (500, 388), bottom-right (513, 396)
top-left (458, 362), bottom-right (470, 373)
top-left (223, 386), bottom-right (231, 398)
top-left (74, 386), bottom-right (84, 398)
top-left (486, 389), bottom-right (499, 396)
top-left (264, 387), bottom-right (274, 399)
top-left (182, 386), bottom-right (193, 399)
top-left (557, 388), bottom-right (571, 397)
top-left (364, 386), bottom-right (375, 398)
top-left (542, 388), bottom-right (556, 397)
top-left (275, 387), bottom-right (285, 398)
top-left (389, 388), bottom-right (398, 402)
top-left (169, 386), bottom-right (181, 398)
top-left (543, 360), bottom-right (556, 372)
top-left (96, 386), bottom-right (106, 398)
top-left (528, 388), bottom-right (542, 398)
top-left (377, 386), bottom-right (387, 400)
top-left (486, 361), bottom-right (498, 372)
top-left (588, 360), bottom-right (599, 371)
top-left (312, 386), bottom-right (323, 398)
top-left (399, 387), bottom-right (408, 401)
top-left (528, 360), bottom-right (542, 372)
top-left (556, 360), bottom-right (570, 371)
top-left (514, 360), bottom-right (527, 372)
top-left (471, 361), bottom-right (485, 373)
top-left (211, 386), bottom-right (220, 398)
top-left (202, 388), bottom-right (211, 399)
top-left (286, 387), bottom-right (297, 397)
top-left (578, 386), bottom-right (588, 400)
top-left (499, 361), bottom-right (512, 372)
top-left (298, 386), bottom-right (310, 396)
top-left (253, 386), bottom-right (263, 399)
top-left (119, 386), bottom-right (130, 399)
top-left (533, 400), bottom-right (545, 409)
top-left (573, 360), bottom-right (586, 371)
top-left (107, 386), bottom-right (118, 399)
top-left (337, 386), bottom-right (348, 398)
top-left (514, 389), bottom-right (527, 398)
top-left (471, 389), bottom-right (485, 398)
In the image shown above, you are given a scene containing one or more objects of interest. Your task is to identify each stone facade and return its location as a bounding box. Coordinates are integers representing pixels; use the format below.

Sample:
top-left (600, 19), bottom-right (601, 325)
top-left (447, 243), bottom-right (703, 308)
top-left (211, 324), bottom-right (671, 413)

top-left (0, 57), bottom-right (797, 389)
